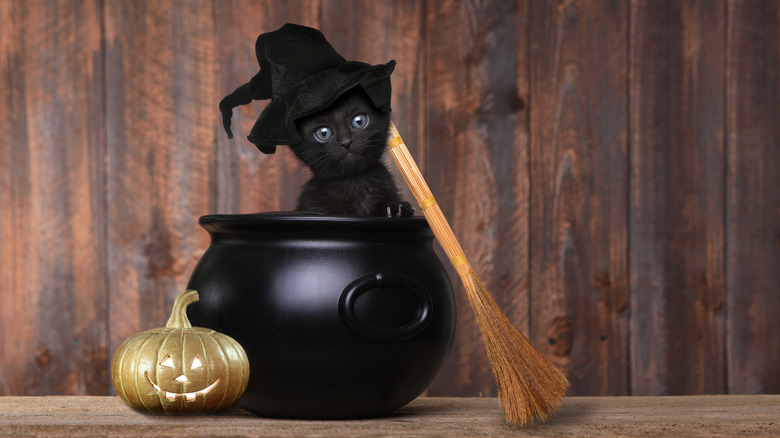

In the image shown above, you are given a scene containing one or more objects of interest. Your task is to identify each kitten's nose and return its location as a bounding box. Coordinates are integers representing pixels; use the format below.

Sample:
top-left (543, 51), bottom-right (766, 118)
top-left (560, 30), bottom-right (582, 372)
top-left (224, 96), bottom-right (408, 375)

top-left (341, 139), bottom-right (352, 150)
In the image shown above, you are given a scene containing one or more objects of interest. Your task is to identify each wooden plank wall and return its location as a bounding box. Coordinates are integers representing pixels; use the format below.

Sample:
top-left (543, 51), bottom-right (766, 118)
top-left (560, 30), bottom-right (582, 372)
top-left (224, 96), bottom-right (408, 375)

top-left (1, 0), bottom-right (778, 397)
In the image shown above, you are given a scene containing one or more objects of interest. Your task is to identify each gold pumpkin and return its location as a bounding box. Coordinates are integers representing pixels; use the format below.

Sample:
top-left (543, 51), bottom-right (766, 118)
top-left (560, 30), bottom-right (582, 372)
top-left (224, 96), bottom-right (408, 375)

top-left (111, 290), bottom-right (250, 414)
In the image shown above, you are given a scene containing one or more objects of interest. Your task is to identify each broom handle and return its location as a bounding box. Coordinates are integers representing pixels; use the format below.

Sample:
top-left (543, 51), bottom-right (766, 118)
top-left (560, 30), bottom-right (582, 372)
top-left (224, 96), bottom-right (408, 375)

top-left (387, 123), bottom-right (472, 278)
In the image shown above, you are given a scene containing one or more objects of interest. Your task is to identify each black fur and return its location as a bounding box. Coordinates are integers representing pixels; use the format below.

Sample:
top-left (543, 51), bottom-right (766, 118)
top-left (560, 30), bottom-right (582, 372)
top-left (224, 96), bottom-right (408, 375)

top-left (290, 87), bottom-right (413, 217)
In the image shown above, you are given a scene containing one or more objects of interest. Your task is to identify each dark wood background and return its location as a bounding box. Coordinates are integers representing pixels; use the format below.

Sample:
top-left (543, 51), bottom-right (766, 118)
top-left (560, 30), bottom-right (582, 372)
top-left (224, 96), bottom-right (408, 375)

top-left (1, 0), bottom-right (778, 397)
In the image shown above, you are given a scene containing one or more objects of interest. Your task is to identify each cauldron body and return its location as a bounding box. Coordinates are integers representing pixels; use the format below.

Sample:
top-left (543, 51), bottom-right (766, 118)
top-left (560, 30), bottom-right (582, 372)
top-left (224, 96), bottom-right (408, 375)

top-left (186, 213), bottom-right (455, 419)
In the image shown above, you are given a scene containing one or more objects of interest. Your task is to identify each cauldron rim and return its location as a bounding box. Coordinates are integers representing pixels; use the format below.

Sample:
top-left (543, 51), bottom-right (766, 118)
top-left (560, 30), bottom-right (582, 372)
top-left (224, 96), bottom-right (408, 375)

top-left (198, 211), bottom-right (431, 234)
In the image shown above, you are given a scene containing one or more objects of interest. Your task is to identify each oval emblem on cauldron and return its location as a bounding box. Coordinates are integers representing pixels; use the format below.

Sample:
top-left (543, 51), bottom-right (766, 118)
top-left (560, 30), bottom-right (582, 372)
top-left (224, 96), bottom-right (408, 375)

top-left (339, 272), bottom-right (433, 342)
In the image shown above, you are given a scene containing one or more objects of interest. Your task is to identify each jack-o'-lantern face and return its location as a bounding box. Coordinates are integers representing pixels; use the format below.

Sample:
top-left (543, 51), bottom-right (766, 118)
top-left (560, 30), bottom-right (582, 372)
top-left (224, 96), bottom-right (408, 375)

top-left (111, 290), bottom-right (249, 414)
top-left (145, 354), bottom-right (220, 402)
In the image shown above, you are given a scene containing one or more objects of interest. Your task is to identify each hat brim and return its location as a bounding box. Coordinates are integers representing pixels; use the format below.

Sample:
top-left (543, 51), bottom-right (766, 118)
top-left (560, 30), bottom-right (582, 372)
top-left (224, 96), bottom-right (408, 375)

top-left (247, 60), bottom-right (395, 153)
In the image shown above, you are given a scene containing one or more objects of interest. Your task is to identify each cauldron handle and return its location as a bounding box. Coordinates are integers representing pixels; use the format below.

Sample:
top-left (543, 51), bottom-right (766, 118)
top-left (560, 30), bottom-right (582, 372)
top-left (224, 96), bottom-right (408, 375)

top-left (338, 273), bottom-right (432, 342)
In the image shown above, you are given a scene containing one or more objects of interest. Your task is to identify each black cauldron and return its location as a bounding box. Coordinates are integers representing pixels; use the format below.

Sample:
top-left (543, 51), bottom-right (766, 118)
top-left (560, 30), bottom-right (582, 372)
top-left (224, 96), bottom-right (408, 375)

top-left (186, 212), bottom-right (455, 419)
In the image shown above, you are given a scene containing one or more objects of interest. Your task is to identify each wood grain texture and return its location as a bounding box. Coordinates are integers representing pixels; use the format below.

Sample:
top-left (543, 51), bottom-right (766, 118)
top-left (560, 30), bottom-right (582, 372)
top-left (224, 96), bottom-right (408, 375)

top-left (214, 1), bottom-right (319, 214)
top-left (1, 396), bottom-right (778, 437)
top-left (0, 0), bottom-right (108, 395)
top-left (529, 0), bottom-right (630, 396)
top-left (629, 0), bottom-right (727, 395)
top-left (423, 0), bottom-right (531, 397)
top-left (725, 0), bottom-right (780, 394)
top-left (104, 1), bottom-right (218, 356)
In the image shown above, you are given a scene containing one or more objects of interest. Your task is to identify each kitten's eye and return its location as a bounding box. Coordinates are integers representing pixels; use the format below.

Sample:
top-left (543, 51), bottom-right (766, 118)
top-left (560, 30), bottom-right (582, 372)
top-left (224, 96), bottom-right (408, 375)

top-left (351, 114), bottom-right (369, 130)
top-left (314, 127), bottom-right (333, 143)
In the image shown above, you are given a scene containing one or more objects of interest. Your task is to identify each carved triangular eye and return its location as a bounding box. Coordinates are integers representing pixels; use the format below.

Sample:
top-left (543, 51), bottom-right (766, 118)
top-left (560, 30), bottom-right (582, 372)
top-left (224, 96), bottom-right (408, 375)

top-left (160, 355), bottom-right (175, 368)
top-left (191, 356), bottom-right (204, 369)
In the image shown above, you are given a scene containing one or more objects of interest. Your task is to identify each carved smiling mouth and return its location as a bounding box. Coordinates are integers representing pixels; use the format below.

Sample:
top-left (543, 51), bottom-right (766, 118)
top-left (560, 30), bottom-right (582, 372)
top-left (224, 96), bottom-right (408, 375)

top-left (145, 371), bottom-right (220, 402)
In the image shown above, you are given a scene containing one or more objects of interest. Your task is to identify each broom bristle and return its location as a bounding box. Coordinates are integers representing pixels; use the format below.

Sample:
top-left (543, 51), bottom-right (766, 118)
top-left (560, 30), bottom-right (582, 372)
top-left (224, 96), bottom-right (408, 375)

top-left (462, 271), bottom-right (569, 425)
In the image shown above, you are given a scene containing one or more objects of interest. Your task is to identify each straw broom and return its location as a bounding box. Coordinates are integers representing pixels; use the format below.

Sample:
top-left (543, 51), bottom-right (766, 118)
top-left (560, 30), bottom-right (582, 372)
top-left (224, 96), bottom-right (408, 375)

top-left (387, 122), bottom-right (569, 426)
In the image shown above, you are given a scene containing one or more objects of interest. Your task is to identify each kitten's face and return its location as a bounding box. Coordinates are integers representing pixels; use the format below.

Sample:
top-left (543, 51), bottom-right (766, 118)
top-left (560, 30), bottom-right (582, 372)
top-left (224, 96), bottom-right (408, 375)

top-left (292, 87), bottom-right (389, 179)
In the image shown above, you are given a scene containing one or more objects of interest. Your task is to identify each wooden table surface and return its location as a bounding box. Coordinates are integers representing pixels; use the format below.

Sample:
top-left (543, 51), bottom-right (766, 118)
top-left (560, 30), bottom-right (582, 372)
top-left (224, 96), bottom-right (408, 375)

top-left (0, 395), bottom-right (777, 437)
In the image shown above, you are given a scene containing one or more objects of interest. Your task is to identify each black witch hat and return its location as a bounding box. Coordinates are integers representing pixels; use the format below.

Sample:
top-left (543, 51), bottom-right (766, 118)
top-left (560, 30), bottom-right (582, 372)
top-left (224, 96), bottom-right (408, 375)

top-left (219, 23), bottom-right (395, 154)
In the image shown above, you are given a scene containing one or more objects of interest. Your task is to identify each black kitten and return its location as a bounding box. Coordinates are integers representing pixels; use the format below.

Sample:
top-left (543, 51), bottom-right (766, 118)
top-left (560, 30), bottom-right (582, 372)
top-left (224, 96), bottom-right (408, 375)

top-left (291, 87), bottom-right (414, 217)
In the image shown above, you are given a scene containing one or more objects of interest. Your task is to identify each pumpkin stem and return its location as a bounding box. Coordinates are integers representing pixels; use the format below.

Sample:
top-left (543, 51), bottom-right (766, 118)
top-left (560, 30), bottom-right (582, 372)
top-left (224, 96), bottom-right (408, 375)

top-left (166, 290), bottom-right (199, 328)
